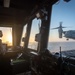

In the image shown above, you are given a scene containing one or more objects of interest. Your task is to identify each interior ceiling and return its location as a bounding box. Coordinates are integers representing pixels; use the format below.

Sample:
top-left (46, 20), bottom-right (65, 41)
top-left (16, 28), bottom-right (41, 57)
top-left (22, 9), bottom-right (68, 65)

top-left (0, 0), bottom-right (58, 27)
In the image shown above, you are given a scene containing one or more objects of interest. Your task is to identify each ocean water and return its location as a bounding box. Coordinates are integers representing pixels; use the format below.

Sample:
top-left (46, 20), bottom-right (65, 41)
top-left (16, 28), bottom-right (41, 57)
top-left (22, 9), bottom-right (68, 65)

top-left (48, 42), bottom-right (75, 53)
top-left (28, 42), bottom-right (75, 53)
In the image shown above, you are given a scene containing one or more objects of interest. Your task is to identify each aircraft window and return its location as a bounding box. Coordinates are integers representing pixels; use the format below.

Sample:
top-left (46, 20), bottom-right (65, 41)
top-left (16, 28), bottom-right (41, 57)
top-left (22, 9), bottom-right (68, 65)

top-left (0, 27), bottom-right (12, 46)
top-left (28, 18), bottom-right (41, 50)
top-left (47, 0), bottom-right (75, 57)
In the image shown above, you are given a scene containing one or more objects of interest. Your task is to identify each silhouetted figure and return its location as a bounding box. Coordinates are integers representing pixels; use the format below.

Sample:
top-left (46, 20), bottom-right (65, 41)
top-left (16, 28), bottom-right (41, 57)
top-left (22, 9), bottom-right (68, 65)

top-left (0, 31), bottom-right (13, 75)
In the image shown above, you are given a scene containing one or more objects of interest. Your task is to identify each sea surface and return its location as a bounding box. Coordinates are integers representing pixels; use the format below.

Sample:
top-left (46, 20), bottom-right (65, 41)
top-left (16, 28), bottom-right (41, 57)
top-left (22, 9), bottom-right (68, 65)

top-left (48, 42), bottom-right (75, 53)
top-left (28, 42), bottom-right (75, 53)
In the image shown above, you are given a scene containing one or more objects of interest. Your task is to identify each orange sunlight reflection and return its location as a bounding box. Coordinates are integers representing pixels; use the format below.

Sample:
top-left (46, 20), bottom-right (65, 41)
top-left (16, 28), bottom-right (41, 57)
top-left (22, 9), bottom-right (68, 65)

top-left (1, 27), bottom-right (12, 46)
top-left (7, 34), bottom-right (12, 46)
top-left (2, 33), bottom-right (12, 46)
top-left (29, 37), bottom-right (35, 43)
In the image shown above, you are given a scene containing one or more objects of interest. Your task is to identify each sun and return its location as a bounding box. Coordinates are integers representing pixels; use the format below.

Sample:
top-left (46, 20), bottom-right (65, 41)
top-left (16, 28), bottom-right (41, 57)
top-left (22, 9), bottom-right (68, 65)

top-left (8, 35), bottom-right (12, 43)
top-left (7, 34), bottom-right (12, 45)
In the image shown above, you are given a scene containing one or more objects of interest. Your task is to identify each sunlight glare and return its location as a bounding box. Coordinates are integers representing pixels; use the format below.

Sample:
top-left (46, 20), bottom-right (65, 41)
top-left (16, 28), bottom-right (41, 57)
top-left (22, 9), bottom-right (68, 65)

top-left (7, 34), bottom-right (12, 45)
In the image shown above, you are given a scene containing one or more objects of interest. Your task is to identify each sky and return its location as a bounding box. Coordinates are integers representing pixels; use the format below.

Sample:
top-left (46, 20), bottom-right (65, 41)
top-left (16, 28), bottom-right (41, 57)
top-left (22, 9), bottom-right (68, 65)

top-left (1, 0), bottom-right (75, 46)
top-left (49, 0), bottom-right (75, 42)
top-left (0, 27), bottom-right (12, 46)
